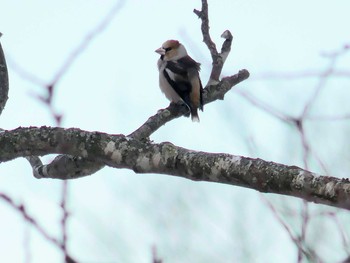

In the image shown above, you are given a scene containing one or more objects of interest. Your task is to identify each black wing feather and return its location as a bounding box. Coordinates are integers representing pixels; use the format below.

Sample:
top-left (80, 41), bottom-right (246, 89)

top-left (163, 69), bottom-right (192, 108)
top-left (163, 56), bottom-right (203, 111)
top-left (178, 57), bottom-right (203, 111)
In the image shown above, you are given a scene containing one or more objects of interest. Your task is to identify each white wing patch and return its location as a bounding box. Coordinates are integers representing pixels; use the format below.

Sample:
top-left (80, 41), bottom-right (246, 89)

top-left (165, 68), bottom-right (176, 81)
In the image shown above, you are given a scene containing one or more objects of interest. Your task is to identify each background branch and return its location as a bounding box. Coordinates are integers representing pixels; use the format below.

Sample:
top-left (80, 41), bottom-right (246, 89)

top-left (0, 193), bottom-right (77, 262)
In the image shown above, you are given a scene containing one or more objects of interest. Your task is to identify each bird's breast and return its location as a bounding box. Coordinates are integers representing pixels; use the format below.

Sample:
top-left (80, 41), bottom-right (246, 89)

top-left (159, 67), bottom-right (182, 103)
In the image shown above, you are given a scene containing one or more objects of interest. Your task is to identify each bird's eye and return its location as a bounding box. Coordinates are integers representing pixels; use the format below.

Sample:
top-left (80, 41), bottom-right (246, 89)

top-left (164, 47), bottom-right (172, 52)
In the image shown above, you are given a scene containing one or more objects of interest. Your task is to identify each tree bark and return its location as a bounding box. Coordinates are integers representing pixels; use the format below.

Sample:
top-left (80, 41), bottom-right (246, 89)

top-left (0, 33), bottom-right (9, 116)
top-left (1, 126), bottom-right (350, 210)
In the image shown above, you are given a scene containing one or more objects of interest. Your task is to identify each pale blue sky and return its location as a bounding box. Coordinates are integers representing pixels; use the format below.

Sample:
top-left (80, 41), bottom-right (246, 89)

top-left (1, 0), bottom-right (350, 262)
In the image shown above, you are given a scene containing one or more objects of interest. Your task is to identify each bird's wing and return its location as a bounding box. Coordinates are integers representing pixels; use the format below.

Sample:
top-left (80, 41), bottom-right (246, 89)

top-left (177, 57), bottom-right (203, 111)
top-left (177, 56), bottom-right (201, 72)
top-left (163, 62), bottom-right (191, 108)
top-left (163, 56), bottom-right (203, 110)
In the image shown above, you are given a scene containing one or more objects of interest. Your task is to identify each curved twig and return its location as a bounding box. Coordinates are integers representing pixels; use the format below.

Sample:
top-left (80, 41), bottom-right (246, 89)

top-left (194, 1), bottom-right (233, 85)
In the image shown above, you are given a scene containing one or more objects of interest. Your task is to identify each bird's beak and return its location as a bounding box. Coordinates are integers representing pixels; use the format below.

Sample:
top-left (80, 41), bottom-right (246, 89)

top-left (155, 47), bottom-right (165, 55)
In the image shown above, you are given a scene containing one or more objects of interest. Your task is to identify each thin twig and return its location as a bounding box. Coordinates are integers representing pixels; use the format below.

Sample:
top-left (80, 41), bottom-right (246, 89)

top-left (193, 0), bottom-right (218, 61)
top-left (302, 45), bottom-right (349, 119)
top-left (49, 0), bottom-right (125, 86)
top-left (22, 4), bottom-right (127, 260)
top-left (251, 69), bottom-right (350, 80)
top-left (0, 193), bottom-right (62, 250)
top-left (61, 181), bottom-right (70, 262)
top-left (194, 0), bottom-right (233, 85)
top-left (262, 196), bottom-right (320, 262)
top-left (236, 89), bottom-right (293, 123)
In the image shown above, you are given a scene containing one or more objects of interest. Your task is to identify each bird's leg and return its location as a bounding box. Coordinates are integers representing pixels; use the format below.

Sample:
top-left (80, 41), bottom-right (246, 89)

top-left (182, 104), bottom-right (191, 117)
top-left (169, 101), bottom-right (191, 117)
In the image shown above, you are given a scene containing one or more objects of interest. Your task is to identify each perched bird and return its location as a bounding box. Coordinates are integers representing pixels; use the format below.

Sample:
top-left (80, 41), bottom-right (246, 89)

top-left (155, 40), bottom-right (203, 122)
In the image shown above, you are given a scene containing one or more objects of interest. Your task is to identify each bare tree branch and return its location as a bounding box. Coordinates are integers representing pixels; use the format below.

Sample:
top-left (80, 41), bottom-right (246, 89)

top-left (0, 193), bottom-right (77, 262)
top-left (60, 181), bottom-right (70, 263)
top-left (194, 1), bottom-right (233, 85)
top-left (193, 1), bottom-right (218, 61)
top-left (1, 127), bottom-right (350, 210)
top-left (129, 69), bottom-right (249, 140)
top-left (262, 197), bottom-right (319, 262)
top-left (252, 69), bottom-right (350, 80)
top-left (0, 33), bottom-right (9, 116)
top-left (129, 0), bottom-right (247, 140)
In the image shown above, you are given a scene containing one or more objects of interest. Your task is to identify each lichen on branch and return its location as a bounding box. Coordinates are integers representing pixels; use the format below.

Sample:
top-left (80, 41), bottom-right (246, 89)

top-left (1, 127), bottom-right (350, 210)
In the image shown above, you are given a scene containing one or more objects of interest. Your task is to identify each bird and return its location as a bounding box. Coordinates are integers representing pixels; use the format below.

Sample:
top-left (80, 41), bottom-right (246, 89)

top-left (155, 40), bottom-right (203, 122)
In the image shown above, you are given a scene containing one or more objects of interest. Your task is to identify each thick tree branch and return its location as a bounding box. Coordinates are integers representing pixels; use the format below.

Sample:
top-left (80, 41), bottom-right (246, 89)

top-left (1, 127), bottom-right (350, 210)
top-left (0, 33), bottom-right (9, 116)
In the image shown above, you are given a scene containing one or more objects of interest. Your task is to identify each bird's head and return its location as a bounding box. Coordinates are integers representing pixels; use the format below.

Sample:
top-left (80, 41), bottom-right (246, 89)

top-left (155, 40), bottom-right (188, 61)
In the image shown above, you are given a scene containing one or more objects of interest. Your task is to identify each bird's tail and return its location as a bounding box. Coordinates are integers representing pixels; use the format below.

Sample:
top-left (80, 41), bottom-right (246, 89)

top-left (191, 108), bottom-right (200, 122)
